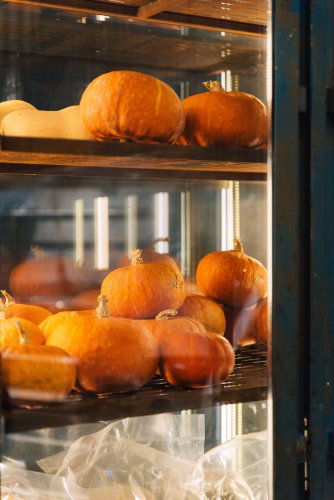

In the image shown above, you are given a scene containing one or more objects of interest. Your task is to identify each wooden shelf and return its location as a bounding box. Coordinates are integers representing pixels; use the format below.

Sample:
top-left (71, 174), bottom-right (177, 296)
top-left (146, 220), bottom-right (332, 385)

top-left (2, 345), bottom-right (268, 434)
top-left (0, 138), bottom-right (267, 181)
top-left (3, 0), bottom-right (268, 36)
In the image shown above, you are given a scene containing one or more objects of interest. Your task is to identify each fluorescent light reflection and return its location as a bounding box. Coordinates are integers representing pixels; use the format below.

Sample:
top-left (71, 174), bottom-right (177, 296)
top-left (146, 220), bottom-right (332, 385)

top-left (94, 196), bottom-right (109, 270)
top-left (74, 198), bottom-right (84, 266)
top-left (126, 195), bottom-right (138, 257)
top-left (180, 191), bottom-right (191, 276)
top-left (154, 192), bottom-right (169, 253)
top-left (221, 182), bottom-right (234, 250)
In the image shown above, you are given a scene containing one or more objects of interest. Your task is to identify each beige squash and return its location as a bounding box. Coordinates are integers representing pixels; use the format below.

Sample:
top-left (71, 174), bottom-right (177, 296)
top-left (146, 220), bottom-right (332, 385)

top-left (1, 105), bottom-right (95, 140)
top-left (0, 99), bottom-right (36, 134)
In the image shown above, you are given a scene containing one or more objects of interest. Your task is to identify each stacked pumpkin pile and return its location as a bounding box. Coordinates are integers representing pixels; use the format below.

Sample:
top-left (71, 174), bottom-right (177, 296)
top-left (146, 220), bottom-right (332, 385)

top-left (0, 239), bottom-right (268, 403)
top-left (1, 70), bottom-right (268, 149)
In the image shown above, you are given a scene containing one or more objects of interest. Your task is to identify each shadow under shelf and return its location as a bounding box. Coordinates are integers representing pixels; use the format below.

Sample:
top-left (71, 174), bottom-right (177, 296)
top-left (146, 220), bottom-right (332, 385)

top-left (1, 344), bottom-right (268, 434)
top-left (0, 137), bottom-right (268, 181)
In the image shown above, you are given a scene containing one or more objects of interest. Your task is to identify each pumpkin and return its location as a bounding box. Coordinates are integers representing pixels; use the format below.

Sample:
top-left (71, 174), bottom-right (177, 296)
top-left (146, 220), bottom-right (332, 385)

top-left (46, 295), bottom-right (159, 393)
top-left (39, 309), bottom-right (95, 340)
top-left (0, 299), bottom-right (45, 348)
top-left (177, 80), bottom-right (268, 149)
top-left (140, 309), bottom-right (207, 347)
top-left (117, 238), bottom-right (180, 270)
top-left (79, 70), bottom-right (185, 144)
top-left (178, 294), bottom-right (226, 335)
top-left (1, 290), bottom-right (52, 324)
top-left (1, 105), bottom-right (95, 140)
top-left (1, 327), bottom-right (76, 401)
top-left (0, 99), bottom-right (36, 134)
top-left (196, 238), bottom-right (267, 308)
top-left (224, 304), bottom-right (258, 347)
top-left (9, 246), bottom-right (93, 307)
top-left (101, 249), bottom-right (186, 319)
top-left (252, 297), bottom-right (269, 344)
top-left (69, 288), bottom-right (100, 311)
top-left (159, 330), bottom-right (235, 388)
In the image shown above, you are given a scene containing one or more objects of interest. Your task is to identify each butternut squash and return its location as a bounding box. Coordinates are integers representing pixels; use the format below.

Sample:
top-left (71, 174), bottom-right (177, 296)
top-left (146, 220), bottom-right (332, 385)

top-left (0, 99), bottom-right (36, 133)
top-left (1, 105), bottom-right (95, 140)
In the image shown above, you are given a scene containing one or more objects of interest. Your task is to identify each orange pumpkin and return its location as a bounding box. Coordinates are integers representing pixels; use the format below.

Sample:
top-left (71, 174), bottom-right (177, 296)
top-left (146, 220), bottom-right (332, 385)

top-left (46, 295), bottom-right (159, 393)
top-left (159, 330), bottom-right (235, 388)
top-left (1, 290), bottom-right (52, 324)
top-left (39, 309), bottom-right (95, 340)
top-left (196, 239), bottom-right (267, 308)
top-left (69, 288), bottom-right (100, 311)
top-left (178, 294), bottom-right (226, 335)
top-left (0, 299), bottom-right (45, 348)
top-left (1, 328), bottom-right (76, 401)
top-left (178, 80), bottom-right (267, 149)
top-left (224, 304), bottom-right (258, 347)
top-left (79, 70), bottom-right (185, 144)
top-left (140, 309), bottom-right (206, 347)
top-left (117, 238), bottom-right (180, 270)
top-left (101, 249), bottom-right (186, 319)
top-left (252, 297), bottom-right (269, 344)
top-left (9, 247), bottom-right (89, 305)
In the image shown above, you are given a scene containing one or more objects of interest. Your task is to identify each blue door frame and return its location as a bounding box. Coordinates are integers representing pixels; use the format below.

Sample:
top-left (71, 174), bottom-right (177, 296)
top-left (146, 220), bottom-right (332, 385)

top-left (273, 0), bottom-right (334, 497)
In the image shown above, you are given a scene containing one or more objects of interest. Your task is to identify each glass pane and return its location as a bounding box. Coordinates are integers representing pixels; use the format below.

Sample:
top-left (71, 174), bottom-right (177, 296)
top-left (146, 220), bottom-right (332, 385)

top-left (0, 2), bottom-right (272, 498)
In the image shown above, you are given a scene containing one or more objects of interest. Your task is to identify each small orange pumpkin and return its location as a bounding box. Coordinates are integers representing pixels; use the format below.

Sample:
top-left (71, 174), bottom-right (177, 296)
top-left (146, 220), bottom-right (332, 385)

top-left (1, 290), bottom-right (52, 325)
top-left (101, 249), bottom-right (186, 319)
top-left (0, 300), bottom-right (45, 348)
top-left (140, 309), bottom-right (206, 347)
top-left (39, 309), bottom-right (95, 340)
top-left (69, 288), bottom-right (100, 311)
top-left (80, 70), bottom-right (185, 144)
top-left (252, 297), bottom-right (269, 344)
top-left (46, 295), bottom-right (159, 393)
top-left (1, 327), bottom-right (76, 401)
top-left (178, 294), bottom-right (226, 335)
top-left (178, 80), bottom-right (267, 149)
top-left (196, 238), bottom-right (267, 308)
top-left (224, 304), bottom-right (258, 347)
top-left (159, 330), bottom-right (235, 389)
top-left (117, 238), bottom-right (180, 270)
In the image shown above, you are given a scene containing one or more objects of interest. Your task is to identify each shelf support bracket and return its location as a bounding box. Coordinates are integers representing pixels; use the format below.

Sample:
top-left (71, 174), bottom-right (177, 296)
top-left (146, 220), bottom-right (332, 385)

top-left (137, 0), bottom-right (181, 19)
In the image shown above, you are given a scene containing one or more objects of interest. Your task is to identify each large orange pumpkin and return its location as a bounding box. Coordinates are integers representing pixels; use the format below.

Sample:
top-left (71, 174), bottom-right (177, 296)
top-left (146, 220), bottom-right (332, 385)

top-left (79, 70), bottom-right (185, 144)
top-left (196, 239), bottom-right (267, 308)
top-left (46, 295), bottom-right (159, 393)
top-left (140, 309), bottom-right (206, 347)
top-left (178, 81), bottom-right (267, 149)
top-left (101, 249), bottom-right (186, 319)
top-left (178, 294), bottom-right (226, 335)
top-left (159, 330), bottom-right (235, 388)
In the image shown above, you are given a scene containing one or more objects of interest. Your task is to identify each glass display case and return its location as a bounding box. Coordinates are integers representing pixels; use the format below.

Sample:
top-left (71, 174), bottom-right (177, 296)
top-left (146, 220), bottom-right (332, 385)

top-left (0, 0), bottom-right (320, 498)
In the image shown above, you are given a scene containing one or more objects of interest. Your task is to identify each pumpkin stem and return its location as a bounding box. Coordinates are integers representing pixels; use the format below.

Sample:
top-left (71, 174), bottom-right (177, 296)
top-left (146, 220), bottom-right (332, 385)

top-left (0, 300), bottom-right (6, 320)
top-left (131, 249), bottom-right (143, 265)
top-left (1, 290), bottom-right (15, 308)
top-left (155, 309), bottom-right (179, 321)
top-left (15, 320), bottom-right (31, 345)
top-left (203, 80), bottom-right (223, 92)
top-left (233, 237), bottom-right (244, 252)
top-left (96, 294), bottom-right (111, 318)
top-left (31, 245), bottom-right (45, 259)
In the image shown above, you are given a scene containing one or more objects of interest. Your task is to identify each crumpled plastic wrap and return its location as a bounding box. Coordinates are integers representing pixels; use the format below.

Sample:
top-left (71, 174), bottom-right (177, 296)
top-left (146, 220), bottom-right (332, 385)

top-left (2, 415), bottom-right (268, 499)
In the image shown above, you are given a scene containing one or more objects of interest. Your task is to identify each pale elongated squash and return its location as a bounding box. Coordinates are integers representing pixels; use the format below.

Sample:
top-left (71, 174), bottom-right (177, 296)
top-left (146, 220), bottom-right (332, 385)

top-left (1, 105), bottom-right (95, 140)
top-left (0, 100), bottom-right (36, 133)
